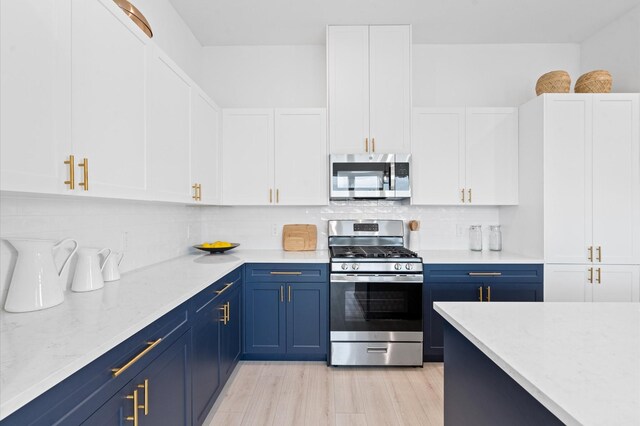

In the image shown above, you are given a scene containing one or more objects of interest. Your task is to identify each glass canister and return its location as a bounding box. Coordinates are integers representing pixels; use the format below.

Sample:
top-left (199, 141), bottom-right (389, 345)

top-left (489, 225), bottom-right (502, 251)
top-left (469, 225), bottom-right (483, 251)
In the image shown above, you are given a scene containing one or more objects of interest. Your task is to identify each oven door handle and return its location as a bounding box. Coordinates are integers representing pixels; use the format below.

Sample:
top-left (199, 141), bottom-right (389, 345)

top-left (330, 274), bottom-right (423, 283)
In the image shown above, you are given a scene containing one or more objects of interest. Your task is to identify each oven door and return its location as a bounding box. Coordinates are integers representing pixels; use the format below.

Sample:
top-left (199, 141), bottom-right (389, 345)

top-left (330, 274), bottom-right (423, 342)
top-left (330, 154), bottom-right (395, 199)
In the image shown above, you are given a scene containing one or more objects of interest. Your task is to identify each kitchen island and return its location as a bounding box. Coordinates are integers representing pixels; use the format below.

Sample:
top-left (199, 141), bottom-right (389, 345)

top-left (434, 302), bottom-right (640, 426)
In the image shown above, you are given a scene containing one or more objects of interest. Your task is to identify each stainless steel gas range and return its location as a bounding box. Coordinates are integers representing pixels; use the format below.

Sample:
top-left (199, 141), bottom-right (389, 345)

top-left (328, 219), bottom-right (423, 366)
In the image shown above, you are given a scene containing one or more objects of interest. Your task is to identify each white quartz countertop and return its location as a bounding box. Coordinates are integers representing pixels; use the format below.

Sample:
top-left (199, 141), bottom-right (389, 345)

top-left (418, 250), bottom-right (542, 264)
top-left (0, 249), bottom-right (329, 420)
top-left (434, 302), bottom-right (640, 426)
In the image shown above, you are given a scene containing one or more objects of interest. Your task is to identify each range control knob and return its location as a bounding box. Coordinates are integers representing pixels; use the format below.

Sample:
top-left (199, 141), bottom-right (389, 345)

top-left (405, 263), bottom-right (413, 270)
top-left (394, 263), bottom-right (402, 271)
top-left (352, 263), bottom-right (359, 270)
top-left (341, 263), bottom-right (349, 270)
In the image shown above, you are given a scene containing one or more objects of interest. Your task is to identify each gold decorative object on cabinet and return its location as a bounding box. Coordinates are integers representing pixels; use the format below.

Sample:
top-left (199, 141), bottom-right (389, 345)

top-left (137, 379), bottom-right (149, 415)
top-left (112, 0), bottom-right (153, 38)
top-left (78, 158), bottom-right (89, 191)
top-left (112, 338), bottom-right (162, 377)
top-left (575, 70), bottom-right (612, 93)
top-left (64, 155), bottom-right (75, 189)
top-left (535, 70), bottom-right (571, 96)
top-left (126, 389), bottom-right (139, 425)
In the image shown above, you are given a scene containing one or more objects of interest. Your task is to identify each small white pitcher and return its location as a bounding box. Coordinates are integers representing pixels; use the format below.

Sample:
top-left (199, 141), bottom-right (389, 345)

top-left (102, 251), bottom-right (124, 282)
top-left (4, 238), bottom-right (78, 312)
top-left (71, 247), bottom-right (111, 292)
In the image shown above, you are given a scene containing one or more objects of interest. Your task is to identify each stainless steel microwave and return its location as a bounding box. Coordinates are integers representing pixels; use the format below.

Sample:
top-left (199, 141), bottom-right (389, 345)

top-left (329, 154), bottom-right (411, 200)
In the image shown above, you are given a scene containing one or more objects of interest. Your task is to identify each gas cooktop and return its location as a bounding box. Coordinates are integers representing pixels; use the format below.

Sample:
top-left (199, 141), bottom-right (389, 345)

top-left (330, 245), bottom-right (419, 260)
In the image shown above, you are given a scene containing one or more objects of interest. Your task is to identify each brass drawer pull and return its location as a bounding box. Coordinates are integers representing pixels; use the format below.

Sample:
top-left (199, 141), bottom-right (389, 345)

top-left (596, 267), bottom-right (602, 284)
top-left (588, 267), bottom-right (593, 284)
top-left (280, 285), bottom-right (284, 302)
top-left (269, 188), bottom-right (273, 203)
top-left (478, 286), bottom-right (483, 302)
top-left (371, 138), bottom-right (375, 153)
top-left (126, 389), bottom-right (140, 425)
top-left (487, 286), bottom-right (491, 302)
top-left (78, 158), bottom-right (89, 191)
top-left (588, 246), bottom-right (593, 262)
top-left (137, 379), bottom-right (149, 415)
top-left (270, 271), bottom-right (302, 275)
top-left (192, 183), bottom-right (199, 201)
top-left (112, 338), bottom-right (162, 377)
top-left (596, 246), bottom-right (602, 262)
top-left (365, 138), bottom-right (369, 152)
top-left (276, 189), bottom-right (279, 203)
top-left (461, 188), bottom-right (465, 203)
top-left (468, 188), bottom-right (472, 203)
top-left (468, 272), bottom-right (502, 276)
top-left (288, 285), bottom-right (291, 303)
top-left (215, 282), bottom-right (234, 295)
top-left (219, 304), bottom-right (228, 324)
top-left (64, 155), bottom-right (75, 189)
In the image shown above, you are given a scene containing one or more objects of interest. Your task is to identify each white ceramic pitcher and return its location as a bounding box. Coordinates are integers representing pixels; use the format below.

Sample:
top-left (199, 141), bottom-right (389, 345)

top-left (102, 251), bottom-right (124, 282)
top-left (71, 248), bottom-right (111, 292)
top-left (4, 238), bottom-right (78, 312)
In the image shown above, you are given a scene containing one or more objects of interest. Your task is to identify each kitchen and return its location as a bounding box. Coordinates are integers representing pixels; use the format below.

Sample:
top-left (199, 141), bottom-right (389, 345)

top-left (1, 0), bottom-right (639, 425)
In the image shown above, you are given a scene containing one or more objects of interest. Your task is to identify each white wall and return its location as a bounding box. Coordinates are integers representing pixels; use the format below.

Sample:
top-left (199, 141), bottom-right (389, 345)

top-left (0, 193), bottom-right (204, 307)
top-left (580, 5), bottom-right (640, 92)
top-left (134, 0), bottom-right (203, 85)
top-left (200, 43), bottom-right (581, 107)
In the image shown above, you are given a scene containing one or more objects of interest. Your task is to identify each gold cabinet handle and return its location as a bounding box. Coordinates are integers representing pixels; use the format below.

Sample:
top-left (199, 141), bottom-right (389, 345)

top-left (226, 301), bottom-right (230, 322)
top-left (112, 339), bottom-right (162, 377)
top-left (276, 189), bottom-right (279, 204)
top-left (64, 155), bottom-right (75, 189)
top-left (468, 272), bottom-right (502, 277)
top-left (280, 285), bottom-right (284, 303)
top-left (78, 158), bottom-right (89, 191)
top-left (219, 304), bottom-right (228, 324)
top-left (365, 138), bottom-right (369, 153)
top-left (198, 183), bottom-right (202, 201)
top-left (461, 188), bottom-right (465, 203)
top-left (269, 188), bottom-right (273, 203)
top-left (137, 379), bottom-right (149, 415)
top-left (270, 271), bottom-right (302, 275)
top-left (596, 267), bottom-right (602, 284)
top-left (487, 286), bottom-right (491, 302)
top-left (288, 285), bottom-right (291, 303)
top-left (192, 183), bottom-right (199, 201)
top-left (596, 246), bottom-right (602, 262)
top-left (371, 138), bottom-right (375, 153)
top-left (126, 389), bottom-right (140, 425)
top-left (478, 286), bottom-right (483, 302)
top-left (468, 188), bottom-right (472, 203)
top-left (588, 246), bottom-right (593, 262)
top-left (588, 267), bottom-right (593, 284)
top-left (216, 282), bottom-right (234, 295)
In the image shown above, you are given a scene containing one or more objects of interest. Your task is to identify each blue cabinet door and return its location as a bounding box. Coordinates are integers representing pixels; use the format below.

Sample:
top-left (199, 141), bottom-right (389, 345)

top-left (83, 383), bottom-right (135, 425)
top-left (286, 283), bottom-right (327, 355)
top-left (192, 298), bottom-right (222, 425)
top-left (486, 283), bottom-right (543, 302)
top-left (424, 282), bottom-right (481, 361)
top-left (244, 282), bottom-right (286, 354)
top-left (220, 285), bottom-right (242, 382)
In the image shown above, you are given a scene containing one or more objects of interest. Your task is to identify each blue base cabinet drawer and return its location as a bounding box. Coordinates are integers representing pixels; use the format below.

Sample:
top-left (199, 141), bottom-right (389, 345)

top-left (243, 263), bottom-right (328, 360)
top-left (424, 264), bottom-right (543, 362)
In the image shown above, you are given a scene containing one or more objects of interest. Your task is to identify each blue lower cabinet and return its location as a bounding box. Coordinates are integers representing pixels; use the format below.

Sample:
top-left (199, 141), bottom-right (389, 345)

top-left (286, 283), bottom-right (327, 355)
top-left (244, 282), bottom-right (287, 354)
top-left (220, 285), bottom-right (242, 382)
top-left (424, 264), bottom-right (543, 362)
top-left (84, 330), bottom-right (192, 426)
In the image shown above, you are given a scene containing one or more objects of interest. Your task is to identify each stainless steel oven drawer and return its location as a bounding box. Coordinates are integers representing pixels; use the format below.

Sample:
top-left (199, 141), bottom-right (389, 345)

top-left (331, 342), bottom-right (423, 366)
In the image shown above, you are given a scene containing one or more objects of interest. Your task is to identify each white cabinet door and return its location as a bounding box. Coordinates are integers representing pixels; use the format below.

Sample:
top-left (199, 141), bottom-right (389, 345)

top-left (465, 108), bottom-right (518, 205)
top-left (592, 265), bottom-right (640, 302)
top-left (274, 109), bottom-right (327, 206)
top-left (222, 109), bottom-right (274, 205)
top-left (0, 0), bottom-right (72, 194)
top-left (328, 26), bottom-right (369, 154)
top-left (592, 94), bottom-right (640, 265)
top-left (146, 50), bottom-right (192, 203)
top-left (411, 108), bottom-right (465, 205)
top-left (544, 96), bottom-right (593, 264)
top-left (369, 25), bottom-right (411, 154)
top-left (544, 264), bottom-right (591, 302)
top-left (71, 0), bottom-right (149, 199)
top-left (191, 90), bottom-right (221, 205)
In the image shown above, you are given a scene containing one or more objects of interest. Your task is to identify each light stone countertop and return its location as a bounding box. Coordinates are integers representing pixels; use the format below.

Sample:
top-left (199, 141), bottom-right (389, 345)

top-left (418, 249), bottom-right (543, 264)
top-left (434, 302), bottom-right (640, 426)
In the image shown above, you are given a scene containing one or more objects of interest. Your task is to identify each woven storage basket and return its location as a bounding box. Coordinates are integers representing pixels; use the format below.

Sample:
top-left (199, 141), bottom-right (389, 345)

top-left (575, 70), bottom-right (612, 93)
top-left (535, 71), bottom-right (571, 96)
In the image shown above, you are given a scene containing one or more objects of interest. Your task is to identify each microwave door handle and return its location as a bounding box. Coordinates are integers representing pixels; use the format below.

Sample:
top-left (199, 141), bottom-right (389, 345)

top-left (389, 162), bottom-right (395, 191)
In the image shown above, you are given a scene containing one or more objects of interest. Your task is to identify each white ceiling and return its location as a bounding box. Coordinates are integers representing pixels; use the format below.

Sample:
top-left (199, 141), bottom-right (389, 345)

top-left (168, 0), bottom-right (640, 46)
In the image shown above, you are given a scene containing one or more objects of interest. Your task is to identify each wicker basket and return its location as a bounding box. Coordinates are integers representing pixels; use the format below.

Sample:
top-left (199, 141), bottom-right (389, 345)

top-left (535, 71), bottom-right (571, 96)
top-left (575, 70), bottom-right (612, 93)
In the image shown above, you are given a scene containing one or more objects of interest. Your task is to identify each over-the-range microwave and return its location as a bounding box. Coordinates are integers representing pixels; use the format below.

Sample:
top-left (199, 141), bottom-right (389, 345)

top-left (329, 153), bottom-right (411, 200)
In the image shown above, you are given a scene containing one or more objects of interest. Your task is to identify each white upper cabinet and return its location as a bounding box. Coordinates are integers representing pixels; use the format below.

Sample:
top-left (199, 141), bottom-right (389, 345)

top-left (542, 94), bottom-right (640, 265)
top-left (71, 0), bottom-right (149, 199)
top-left (412, 107), bottom-right (518, 205)
top-left (328, 25), bottom-right (411, 154)
top-left (545, 264), bottom-right (640, 302)
top-left (146, 49), bottom-right (192, 203)
top-left (222, 108), bottom-right (327, 206)
top-left (222, 109), bottom-right (275, 205)
top-left (1, 0), bottom-right (71, 194)
top-left (191, 90), bottom-right (221, 205)
top-left (274, 109), bottom-right (328, 205)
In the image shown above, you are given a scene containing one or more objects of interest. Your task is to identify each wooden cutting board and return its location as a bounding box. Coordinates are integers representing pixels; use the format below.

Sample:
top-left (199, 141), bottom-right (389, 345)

top-left (282, 224), bottom-right (317, 251)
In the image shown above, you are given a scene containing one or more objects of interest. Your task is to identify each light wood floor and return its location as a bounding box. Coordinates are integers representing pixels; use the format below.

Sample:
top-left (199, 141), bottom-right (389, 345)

top-left (204, 361), bottom-right (444, 426)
